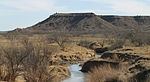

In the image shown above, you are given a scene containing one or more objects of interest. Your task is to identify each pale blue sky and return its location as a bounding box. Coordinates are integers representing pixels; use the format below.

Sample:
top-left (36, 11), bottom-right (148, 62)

top-left (0, 0), bottom-right (150, 31)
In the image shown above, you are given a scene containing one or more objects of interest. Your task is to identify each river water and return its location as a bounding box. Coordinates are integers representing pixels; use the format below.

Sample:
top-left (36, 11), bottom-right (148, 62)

top-left (63, 54), bottom-right (101, 82)
top-left (63, 64), bottom-right (84, 82)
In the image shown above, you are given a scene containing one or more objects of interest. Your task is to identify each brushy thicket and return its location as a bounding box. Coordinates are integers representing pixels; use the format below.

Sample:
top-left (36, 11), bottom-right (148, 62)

top-left (0, 35), bottom-right (57, 82)
top-left (115, 29), bottom-right (150, 47)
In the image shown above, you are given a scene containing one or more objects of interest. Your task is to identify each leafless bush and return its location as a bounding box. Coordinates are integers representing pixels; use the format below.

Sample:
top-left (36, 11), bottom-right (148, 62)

top-left (0, 41), bottom-right (30, 81)
top-left (102, 29), bottom-right (150, 47)
top-left (20, 37), bottom-right (54, 82)
top-left (48, 32), bottom-right (70, 51)
top-left (23, 52), bottom-right (52, 82)
top-left (115, 29), bottom-right (150, 47)
top-left (0, 36), bottom-right (56, 82)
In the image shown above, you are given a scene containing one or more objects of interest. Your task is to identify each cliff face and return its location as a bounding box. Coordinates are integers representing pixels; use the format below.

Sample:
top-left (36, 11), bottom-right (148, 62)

top-left (11, 13), bottom-right (150, 33)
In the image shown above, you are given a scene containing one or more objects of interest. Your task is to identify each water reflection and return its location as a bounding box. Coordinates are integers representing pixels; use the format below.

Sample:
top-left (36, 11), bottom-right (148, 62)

top-left (95, 53), bottom-right (102, 58)
top-left (63, 54), bottom-right (101, 82)
top-left (63, 64), bottom-right (84, 82)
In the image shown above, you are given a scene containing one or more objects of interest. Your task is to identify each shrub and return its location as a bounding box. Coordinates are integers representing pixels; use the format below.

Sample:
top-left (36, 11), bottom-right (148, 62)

top-left (85, 64), bottom-right (128, 82)
top-left (0, 37), bottom-right (56, 82)
top-left (21, 38), bottom-right (54, 82)
top-left (116, 29), bottom-right (150, 47)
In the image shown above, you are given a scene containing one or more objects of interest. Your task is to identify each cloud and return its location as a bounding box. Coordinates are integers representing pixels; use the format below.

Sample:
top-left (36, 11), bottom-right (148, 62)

top-left (1, 0), bottom-right (150, 15)
top-left (81, 0), bottom-right (150, 15)
top-left (0, 0), bottom-right (65, 12)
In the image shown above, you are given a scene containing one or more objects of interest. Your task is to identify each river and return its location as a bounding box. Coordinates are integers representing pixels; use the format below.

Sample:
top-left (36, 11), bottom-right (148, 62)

top-left (63, 64), bottom-right (84, 82)
top-left (63, 54), bottom-right (101, 82)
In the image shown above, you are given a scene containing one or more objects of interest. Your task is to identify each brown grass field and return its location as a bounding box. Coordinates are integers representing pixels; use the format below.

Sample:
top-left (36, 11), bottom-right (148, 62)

top-left (0, 32), bottom-right (150, 82)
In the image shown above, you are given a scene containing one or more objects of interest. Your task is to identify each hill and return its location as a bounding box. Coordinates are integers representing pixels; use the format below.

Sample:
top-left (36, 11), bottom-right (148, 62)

top-left (10, 13), bottom-right (150, 33)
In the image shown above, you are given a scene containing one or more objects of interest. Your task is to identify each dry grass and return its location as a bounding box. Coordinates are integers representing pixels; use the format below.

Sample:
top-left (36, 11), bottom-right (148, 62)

top-left (85, 64), bottom-right (128, 82)
top-left (0, 33), bottom-right (150, 82)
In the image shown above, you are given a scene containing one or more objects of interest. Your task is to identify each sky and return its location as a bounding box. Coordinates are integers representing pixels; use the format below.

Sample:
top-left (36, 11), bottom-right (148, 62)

top-left (0, 0), bottom-right (150, 31)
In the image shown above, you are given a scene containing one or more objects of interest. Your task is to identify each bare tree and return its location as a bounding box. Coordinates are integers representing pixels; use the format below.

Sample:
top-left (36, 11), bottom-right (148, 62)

top-left (49, 32), bottom-right (70, 51)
